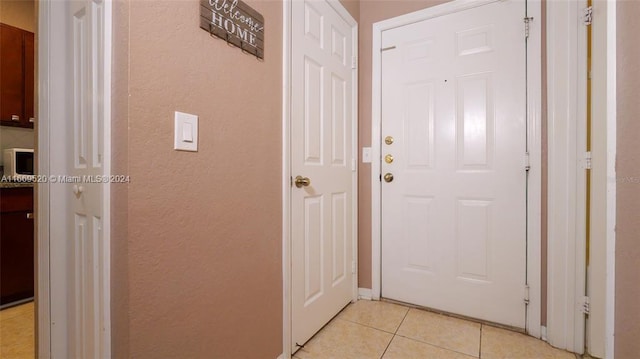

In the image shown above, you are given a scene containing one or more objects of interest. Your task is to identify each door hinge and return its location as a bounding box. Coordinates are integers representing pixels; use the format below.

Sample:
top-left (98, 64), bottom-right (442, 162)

top-left (524, 17), bottom-right (534, 39)
top-left (351, 56), bottom-right (357, 69)
top-left (581, 296), bottom-right (591, 315)
top-left (351, 158), bottom-right (357, 172)
top-left (524, 285), bottom-right (530, 305)
top-left (525, 152), bottom-right (531, 171)
top-left (583, 6), bottom-right (593, 26)
top-left (585, 151), bottom-right (592, 170)
top-left (351, 261), bottom-right (356, 274)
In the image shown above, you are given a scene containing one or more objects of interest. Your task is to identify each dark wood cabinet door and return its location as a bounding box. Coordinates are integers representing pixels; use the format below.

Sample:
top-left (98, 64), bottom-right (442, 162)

top-left (0, 211), bottom-right (35, 305)
top-left (0, 23), bottom-right (25, 125)
top-left (23, 31), bottom-right (35, 126)
top-left (0, 187), bottom-right (35, 306)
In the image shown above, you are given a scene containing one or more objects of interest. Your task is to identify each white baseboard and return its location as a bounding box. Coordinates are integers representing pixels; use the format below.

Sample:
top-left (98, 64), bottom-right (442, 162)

top-left (541, 326), bottom-right (548, 341)
top-left (358, 288), bottom-right (373, 300)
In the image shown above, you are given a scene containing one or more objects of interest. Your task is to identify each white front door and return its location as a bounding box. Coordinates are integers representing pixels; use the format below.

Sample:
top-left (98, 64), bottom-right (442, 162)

top-left (381, 0), bottom-right (528, 328)
top-left (49, 0), bottom-right (111, 357)
top-left (290, 0), bottom-right (356, 351)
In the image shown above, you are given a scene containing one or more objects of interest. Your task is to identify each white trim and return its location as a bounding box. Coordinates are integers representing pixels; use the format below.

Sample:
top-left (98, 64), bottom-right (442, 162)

top-left (371, 0), bottom-right (542, 336)
top-left (546, 0), bottom-right (588, 353)
top-left (587, 0), bottom-right (610, 355)
top-left (282, 1), bottom-right (358, 358)
top-left (526, 1), bottom-right (543, 339)
top-left (605, 0), bottom-right (616, 357)
top-left (358, 288), bottom-right (373, 300)
top-left (371, 19), bottom-right (381, 301)
top-left (37, 1), bottom-right (52, 356)
top-left (281, 1), bottom-right (292, 358)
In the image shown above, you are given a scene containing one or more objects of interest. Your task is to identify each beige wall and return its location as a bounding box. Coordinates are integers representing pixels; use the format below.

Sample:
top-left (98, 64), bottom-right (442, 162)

top-left (615, 1), bottom-right (640, 357)
top-left (0, 0), bottom-right (35, 32)
top-left (357, 0), bottom-right (450, 289)
top-left (111, 0), bottom-right (283, 357)
top-left (111, 0), bottom-right (130, 357)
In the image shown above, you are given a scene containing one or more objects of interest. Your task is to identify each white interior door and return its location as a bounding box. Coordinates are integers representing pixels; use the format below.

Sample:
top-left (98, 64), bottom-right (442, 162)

top-left (381, 0), bottom-right (528, 328)
top-left (290, 0), bottom-right (356, 351)
top-left (49, 0), bottom-right (111, 357)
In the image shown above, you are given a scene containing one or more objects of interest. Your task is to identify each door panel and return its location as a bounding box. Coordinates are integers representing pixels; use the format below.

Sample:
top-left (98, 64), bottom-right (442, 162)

top-left (49, 1), bottom-right (110, 357)
top-left (291, 0), bottom-right (355, 351)
top-left (381, 0), bottom-right (527, 328)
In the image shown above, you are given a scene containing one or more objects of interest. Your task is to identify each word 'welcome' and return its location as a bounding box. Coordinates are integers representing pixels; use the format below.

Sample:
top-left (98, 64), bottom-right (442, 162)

top-left (200, 0), bottom-right (265, 58)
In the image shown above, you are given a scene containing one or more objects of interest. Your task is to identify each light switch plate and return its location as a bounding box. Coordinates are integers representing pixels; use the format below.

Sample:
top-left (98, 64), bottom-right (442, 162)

top-left (174, 111), bottom-right (198, 151)
top-left (362, 147), bottom-right (372, 163)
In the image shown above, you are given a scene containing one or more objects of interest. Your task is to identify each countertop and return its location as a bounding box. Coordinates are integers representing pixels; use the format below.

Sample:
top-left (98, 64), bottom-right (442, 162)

top-left (0, 182), bottom-right (35, 189)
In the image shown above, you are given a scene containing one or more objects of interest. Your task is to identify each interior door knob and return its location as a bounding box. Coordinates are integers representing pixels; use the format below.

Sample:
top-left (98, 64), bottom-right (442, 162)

top-left (294, 176), bottom-right (311, 188)
top-left (384, 173), bottom-right (394, 183)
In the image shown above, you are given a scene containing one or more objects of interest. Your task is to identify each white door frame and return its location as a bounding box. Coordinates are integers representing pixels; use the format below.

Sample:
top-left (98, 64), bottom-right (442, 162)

top-left (37, 1), bottom-right (112, 357)
top-left (370, 0), bottom-right (542, 338)
top-left (547, 0), bottom-right (617, 356)
top-left (281, 1), bottom-right (358, 358)
top-left (546, 0), bottom-right (588, 353)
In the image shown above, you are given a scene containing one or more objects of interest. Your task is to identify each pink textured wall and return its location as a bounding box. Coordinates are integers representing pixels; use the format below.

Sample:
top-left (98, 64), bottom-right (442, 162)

top-left (615, 1), bottom-right (640, 357)
top-left (111, 0), bottom-right (283, 357)
top-left (111, 0), bottom-right (130, 357)
top-left (110, 1), bottom-right (359, 356)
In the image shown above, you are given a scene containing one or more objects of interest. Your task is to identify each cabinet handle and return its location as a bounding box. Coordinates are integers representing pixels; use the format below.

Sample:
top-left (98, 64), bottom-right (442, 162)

top-left (11, 115), bottom-right (20, 121)
top-left (26, 212), bottom-right (34, 219)
top-left (29, 118), bottom-right (35, 123)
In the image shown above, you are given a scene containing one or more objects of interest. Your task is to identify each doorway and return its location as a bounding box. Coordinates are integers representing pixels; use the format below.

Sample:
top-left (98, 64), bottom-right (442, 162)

top-left (0, 0), bottom-right (38, 357)
top-left (371, 0), bottom-right (542, 334)
top-left (283, 0), bottom-right (358, 356)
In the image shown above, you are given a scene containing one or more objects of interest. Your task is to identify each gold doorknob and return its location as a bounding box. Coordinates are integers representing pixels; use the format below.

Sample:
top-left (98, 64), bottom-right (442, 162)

top-left (295, 176), bottom-right (311, 188)
top-left (385, 154), bottom-right (394, 164)
top-left (384, 136), bottom-right (394, 145)
top-left (383, 173), bottom-right (394, 183)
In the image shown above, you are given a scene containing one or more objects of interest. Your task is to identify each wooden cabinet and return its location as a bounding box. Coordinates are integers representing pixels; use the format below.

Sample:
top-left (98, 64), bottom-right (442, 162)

top-left (0, 187), bottom-right (34, 306)
top-left (0, 23), bottom-right (35, 128)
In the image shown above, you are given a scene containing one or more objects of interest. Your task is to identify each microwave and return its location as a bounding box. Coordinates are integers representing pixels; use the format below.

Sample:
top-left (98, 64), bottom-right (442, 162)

top-left (3, 148), bottom-right (34, 180)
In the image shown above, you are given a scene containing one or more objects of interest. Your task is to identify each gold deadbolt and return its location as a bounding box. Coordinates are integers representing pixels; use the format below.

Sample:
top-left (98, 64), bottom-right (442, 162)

top-left (385, 154), bottom-right (394, 164)
top-left (384, 136), bottom-right (394, 145)
top-left (383, 173), bottom-right (394, 183)
top-left (294, 176), bottom-right (311, 188)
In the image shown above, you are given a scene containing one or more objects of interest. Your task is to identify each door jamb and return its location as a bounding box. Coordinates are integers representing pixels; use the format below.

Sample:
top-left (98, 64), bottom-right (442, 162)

top-left (370, 0), bottom-right (542, 338)
top-left (37, 1), bottom-right (52, 356)
top-left (281, 1), bottom-right (359, 358)
top-left (546, 0), bottom-right (589, 353)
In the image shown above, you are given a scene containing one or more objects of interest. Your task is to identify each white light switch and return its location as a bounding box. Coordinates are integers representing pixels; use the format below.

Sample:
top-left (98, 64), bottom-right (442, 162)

top-left (362, 147), bottom-right (372, 163)
top-left (182, 122), bottom-right (193, 142)
top-left (174, 111), bottom-right (198, 151)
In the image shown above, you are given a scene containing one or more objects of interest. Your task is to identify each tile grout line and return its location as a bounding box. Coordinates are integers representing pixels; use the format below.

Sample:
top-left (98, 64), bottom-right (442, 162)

top-left (379, 308), bottom-right (411, 359)
top-left (338, 317), bottom-right (401, 335)
top-left (479, 324), bottom-right (483, 358)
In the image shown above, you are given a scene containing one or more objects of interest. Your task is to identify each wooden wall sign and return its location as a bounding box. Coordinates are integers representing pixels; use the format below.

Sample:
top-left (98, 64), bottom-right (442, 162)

top-left (200, 0), bottom-right (265, 59)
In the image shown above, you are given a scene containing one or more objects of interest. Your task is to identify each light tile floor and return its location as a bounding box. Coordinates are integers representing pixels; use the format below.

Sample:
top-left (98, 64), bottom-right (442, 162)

top-left (0, 302), bottom-right (35, 359)
top-left (294, 300), bottom-right (578, 359)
